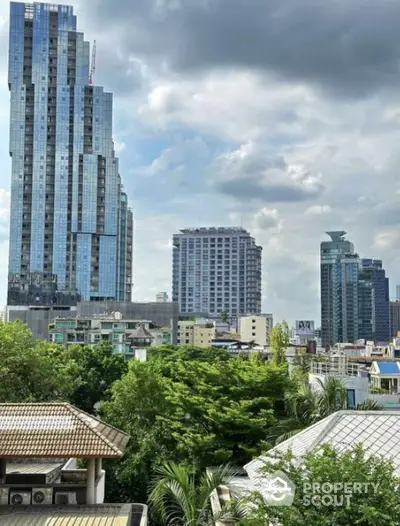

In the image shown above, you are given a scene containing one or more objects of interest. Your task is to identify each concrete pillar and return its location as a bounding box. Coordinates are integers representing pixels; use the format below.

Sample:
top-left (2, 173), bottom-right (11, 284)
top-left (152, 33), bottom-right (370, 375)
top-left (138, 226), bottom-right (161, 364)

top-left (0, 459), bottom-right (6, 482)
top-left (95, 458), bottom-right (102, 480)
top-left (86, 459), bottom-right (96, 505)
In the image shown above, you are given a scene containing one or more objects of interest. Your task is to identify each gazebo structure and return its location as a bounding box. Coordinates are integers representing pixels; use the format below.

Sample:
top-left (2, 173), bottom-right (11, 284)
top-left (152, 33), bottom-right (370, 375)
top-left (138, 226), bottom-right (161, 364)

top-left (128, 325), bottom-right (154, 350)
top-left (0, 403), bottom-right (129, 506)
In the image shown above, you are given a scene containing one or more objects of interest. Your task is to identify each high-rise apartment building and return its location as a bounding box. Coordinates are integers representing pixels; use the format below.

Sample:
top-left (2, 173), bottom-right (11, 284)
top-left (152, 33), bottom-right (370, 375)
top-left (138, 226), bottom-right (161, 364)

top-left (320, 231), bottom-right (359, 347)
top-left (7, 2), bottom-right (132, 307)
top-left (360, 259), bottom-right (389, 342)
top-left (172, 227), bottom-right (262, 316)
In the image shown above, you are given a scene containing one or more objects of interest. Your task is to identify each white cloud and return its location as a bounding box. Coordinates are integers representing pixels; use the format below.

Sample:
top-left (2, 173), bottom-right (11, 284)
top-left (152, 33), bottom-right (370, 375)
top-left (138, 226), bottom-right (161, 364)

top-left (305, 205), bottom-right (332, 216)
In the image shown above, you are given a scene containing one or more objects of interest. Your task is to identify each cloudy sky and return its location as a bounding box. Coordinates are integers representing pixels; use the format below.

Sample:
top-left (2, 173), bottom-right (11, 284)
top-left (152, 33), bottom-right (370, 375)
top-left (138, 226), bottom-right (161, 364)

top-left (1, 0), bottom-right (400, 324)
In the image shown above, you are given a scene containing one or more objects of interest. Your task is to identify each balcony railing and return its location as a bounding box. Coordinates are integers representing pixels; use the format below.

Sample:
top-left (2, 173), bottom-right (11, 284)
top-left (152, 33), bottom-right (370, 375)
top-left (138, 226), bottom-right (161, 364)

top-left (311, 361), bottom-right (367, 378)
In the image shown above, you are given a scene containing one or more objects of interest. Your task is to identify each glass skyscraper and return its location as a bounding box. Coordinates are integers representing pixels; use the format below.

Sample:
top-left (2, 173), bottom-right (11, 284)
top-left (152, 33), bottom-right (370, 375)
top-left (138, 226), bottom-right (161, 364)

top-left (172, 227), bottom-right (262, 316)
top-left (321, 232), bottom-right (390, 347)
top-left (7, 2), bottom-right (133, 306)
top-left (320, 231), bottom-right (359, 347)
top-left (360, 259), bottom-right (389, 343)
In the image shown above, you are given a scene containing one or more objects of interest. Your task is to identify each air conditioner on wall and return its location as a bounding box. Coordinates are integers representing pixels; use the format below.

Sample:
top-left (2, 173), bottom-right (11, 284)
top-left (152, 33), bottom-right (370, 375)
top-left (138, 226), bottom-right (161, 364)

top-left (9, 491), bottom-right (31, 505)
top-left (54, 491), bottom-right (77, 505)
top-left (32, 488), bottom-right (53, 505)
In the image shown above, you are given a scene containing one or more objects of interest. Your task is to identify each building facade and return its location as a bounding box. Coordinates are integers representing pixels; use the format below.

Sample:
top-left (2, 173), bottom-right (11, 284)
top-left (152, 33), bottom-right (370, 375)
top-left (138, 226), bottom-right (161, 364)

top-left (320, 232), bottom-right (359, 347)
top-left (49, 315), bottom-right (171, 356)
top-left (172, 227), bottom-right (262, 317)
top-left (176, 319), bottom-right (216, 348)
top-left (156, 292), bottom-right (168, 303)
top-left (239, 314), bottom-right (273, 347)
top-left (7, 2), bottom-right (133, 307)
top-left (360, 259), bottom-right (389, 342)
top-left (390, 300), bottom-right (400, 338)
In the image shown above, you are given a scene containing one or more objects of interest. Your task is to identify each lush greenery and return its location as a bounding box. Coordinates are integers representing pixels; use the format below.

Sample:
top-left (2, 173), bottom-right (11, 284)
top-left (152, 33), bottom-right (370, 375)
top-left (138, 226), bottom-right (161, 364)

top-left (268, 369), bottom-right (382, 444)
top-left (149, 462), bottom-right (245, 526)
top-left (240, 444), bottom-right (400, 525)
top-left (0, 320), bottom-right (388, 524)
top-left (0, 321), bottom-right (127, 412)
top-left (103, 344), bottom-right (290, 503)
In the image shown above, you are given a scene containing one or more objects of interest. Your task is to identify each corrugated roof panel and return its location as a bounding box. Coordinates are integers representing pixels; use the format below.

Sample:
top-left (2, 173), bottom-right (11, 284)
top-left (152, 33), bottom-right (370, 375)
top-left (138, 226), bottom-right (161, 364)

top-left (376, 362), bottom-right (400, 374)
top-left (0, 505), bottom-right (133, 526)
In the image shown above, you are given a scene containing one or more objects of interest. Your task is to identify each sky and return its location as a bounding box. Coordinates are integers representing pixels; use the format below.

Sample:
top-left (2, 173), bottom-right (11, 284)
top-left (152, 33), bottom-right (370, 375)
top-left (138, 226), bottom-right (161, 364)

top-left (1, 0), bottom-right (400, 325)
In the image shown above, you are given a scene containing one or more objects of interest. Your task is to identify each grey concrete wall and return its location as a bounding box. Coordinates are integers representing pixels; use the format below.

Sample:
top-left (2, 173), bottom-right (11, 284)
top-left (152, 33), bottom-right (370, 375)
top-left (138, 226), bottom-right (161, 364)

top-left (78, 301), bottom-right (179, 344)
top-left (7, 307), bottom-right (76, 340)
top-left (7, 301), bottom-right (179, 344)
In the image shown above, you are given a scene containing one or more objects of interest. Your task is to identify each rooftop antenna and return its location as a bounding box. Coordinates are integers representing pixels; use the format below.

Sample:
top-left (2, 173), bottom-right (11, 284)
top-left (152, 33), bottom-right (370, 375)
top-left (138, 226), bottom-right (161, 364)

top-left (89, 40), bottom-right (96, 86)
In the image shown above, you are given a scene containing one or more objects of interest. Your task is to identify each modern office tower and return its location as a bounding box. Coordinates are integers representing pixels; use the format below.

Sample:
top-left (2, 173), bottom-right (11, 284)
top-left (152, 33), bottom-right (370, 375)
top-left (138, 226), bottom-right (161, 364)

top-left (397, 286), bottom-right (400, 301)
top-left (7, 2), bottom-right (132, 307)
top-left (172, 227), bottom-right (262, 316)
top-left (360, 259), bottom-right (389, 342)
top-left (390, 301), bottom-right (400, 338)
top-left (320, 231), bottom-right (359, 347)
top-left (358, 276), bottom-right (374, 342)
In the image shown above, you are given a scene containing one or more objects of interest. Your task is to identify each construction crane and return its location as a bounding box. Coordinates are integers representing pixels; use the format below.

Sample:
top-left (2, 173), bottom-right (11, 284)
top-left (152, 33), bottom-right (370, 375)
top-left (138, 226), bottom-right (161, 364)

top-left (89, 40), bottom-right (96, 86)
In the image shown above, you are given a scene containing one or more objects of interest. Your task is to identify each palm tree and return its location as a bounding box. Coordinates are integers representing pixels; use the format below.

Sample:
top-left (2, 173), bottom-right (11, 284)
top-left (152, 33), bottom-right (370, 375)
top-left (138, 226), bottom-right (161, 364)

top-left (149, 462), bottom-right (246, 526)
top-left (268, 377), bottom-right (383, 445)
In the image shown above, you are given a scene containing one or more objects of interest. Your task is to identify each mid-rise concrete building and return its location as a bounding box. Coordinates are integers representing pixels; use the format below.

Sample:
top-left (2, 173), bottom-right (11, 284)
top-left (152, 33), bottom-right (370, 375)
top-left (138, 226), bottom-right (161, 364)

top-left (176, 319), bottom-right (216, 348)
top-left (8, 300), bottom-right (179, 342)
top-left (156, 292), bottom-right (168, 303)
top-left (239, 314), bottom-right (273, 347)
top-left (7, 2), bottom-right (133, 308)
top-left (49, 314), bottom-right (171, 357)
top-left (173, 227), bottom-right (262, 317)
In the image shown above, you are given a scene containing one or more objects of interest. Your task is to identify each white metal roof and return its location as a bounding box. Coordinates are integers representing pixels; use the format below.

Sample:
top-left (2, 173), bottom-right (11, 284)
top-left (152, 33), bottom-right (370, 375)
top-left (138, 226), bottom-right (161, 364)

top-left (245, 411), bottom-right (400, 488)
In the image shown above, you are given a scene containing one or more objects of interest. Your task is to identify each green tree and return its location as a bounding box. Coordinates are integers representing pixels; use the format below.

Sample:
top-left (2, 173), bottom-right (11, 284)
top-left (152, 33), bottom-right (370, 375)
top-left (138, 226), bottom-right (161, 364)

top-left (268, 377), bottom-right (382, 444)
top-left (220, 312), bottom-right (229, 324)
top-left (270, 321), bottom-right (289, 365)
top-left (62, 341), bottom-right (128, 414)
top-left (240, 444), bottom-right (400, 525)
top-left (149, 462), bottom-right (245, 526)
top-left (0, 321), bottom-right (73, 402)
top-left (103, 346), bottom-right (290, 502)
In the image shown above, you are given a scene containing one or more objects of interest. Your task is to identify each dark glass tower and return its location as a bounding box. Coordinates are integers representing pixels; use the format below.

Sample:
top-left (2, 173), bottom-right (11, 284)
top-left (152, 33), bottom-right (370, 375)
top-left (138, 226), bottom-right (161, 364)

top-left (360, 259), bottom-right (390, 343)
top-left (7, 2), bottom-right (133, 306)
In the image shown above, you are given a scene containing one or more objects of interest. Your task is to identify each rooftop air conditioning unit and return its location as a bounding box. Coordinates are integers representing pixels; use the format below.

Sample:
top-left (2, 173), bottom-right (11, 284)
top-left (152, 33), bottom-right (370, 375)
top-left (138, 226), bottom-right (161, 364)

top-left (0, 488), bottom-right (9, 505)
top-left (32, 488), bottom-right (53, 505)
top-left (54, 491), bottom-right (77, 505)
top-left (10, 491), bottom-right (31, 506)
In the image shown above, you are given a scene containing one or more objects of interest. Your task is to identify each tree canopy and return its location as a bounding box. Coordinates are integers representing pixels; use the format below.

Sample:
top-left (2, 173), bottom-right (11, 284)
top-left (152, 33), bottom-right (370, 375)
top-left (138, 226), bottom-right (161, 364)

top-left (240, 444), bottom-right (400, 525)
top-left (103, 345), bottom-right (290, 503)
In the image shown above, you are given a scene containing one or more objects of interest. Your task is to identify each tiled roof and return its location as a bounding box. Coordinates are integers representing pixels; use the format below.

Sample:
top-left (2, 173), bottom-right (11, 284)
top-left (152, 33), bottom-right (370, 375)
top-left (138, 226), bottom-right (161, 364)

top-left (128, 325), bottom-right (153, 339)
top-left (0, 504), bottom-right (139, 526)
top-left (375, 361), bottom-right (400, 374)
top-left (0, 404), bottom-right (129, 459)
top-left (245, 411), bottom-right (400, 491)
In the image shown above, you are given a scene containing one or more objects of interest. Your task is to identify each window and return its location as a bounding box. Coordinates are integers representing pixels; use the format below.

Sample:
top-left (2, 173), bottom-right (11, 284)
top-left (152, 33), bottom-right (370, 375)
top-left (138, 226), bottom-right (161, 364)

top-left (347, 389), bottom-right (356, 408)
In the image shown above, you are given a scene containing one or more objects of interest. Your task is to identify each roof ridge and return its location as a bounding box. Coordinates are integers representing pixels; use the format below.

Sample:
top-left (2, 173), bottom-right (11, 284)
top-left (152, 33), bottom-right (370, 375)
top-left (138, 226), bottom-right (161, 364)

top-left (64, 404), bottom-right (128, 456)
top-left (306, 411), bottom-right (343, 451)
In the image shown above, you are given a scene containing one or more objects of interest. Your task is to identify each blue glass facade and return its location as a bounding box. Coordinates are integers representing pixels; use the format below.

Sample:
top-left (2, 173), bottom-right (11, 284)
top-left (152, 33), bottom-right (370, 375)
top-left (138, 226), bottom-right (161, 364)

top-left (360, 259), bottom-right (390, 343)
top-left (7, 2), bottom-right (133, 305)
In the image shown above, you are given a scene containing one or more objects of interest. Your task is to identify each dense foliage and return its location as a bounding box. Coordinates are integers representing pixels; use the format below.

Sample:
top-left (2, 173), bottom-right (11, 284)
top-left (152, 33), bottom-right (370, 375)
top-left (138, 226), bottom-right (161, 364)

top-left (240, 444), bottom-right (400, 525)
top-left (103, 344), bottom-right (290, 502)
top-left (0, 321), bottom-right (127, 412)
